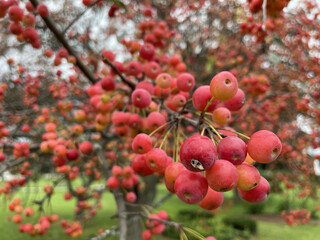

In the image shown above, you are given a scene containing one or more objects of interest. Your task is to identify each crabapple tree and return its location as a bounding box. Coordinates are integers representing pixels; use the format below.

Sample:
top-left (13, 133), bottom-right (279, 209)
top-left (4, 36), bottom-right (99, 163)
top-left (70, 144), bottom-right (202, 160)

top-left (1, 0), bottom-right (315, 239)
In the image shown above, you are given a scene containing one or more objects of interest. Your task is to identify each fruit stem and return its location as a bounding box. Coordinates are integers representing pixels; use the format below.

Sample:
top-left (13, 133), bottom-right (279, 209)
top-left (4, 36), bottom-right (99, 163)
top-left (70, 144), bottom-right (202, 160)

top-left (201, 127), bottom-right (206, 136)
top-left (148, 120), bottom-right (173, 137)
top-left (203, 96), bottom-right (215, 113)
top-left (159, 129), bottom-right (171, 150)
top-left (204, 119), bottom-right (223, 140)
top-left (209, 133), bottom-right (217, 146)
top-left (217, 127), bottom-right (251, 140)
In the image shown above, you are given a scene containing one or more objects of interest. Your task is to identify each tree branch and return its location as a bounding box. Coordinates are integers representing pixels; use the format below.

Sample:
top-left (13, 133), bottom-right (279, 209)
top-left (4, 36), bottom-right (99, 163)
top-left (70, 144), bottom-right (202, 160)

top-left (30, 0), bottom-right (98, 85)
top-left (102, 58), bottom-right (136, 90)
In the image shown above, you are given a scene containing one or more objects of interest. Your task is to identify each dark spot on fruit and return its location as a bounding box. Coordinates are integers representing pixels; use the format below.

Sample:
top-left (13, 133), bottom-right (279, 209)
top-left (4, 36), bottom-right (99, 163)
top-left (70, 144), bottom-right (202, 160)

top-left (225, 78), bottom-right (231, 85)
top-left (149, 160), bottom-right (156, 167)
top-left (183, 192), bottom-right (192, 199)
top-left (233, 154), bottom-right (240, 161)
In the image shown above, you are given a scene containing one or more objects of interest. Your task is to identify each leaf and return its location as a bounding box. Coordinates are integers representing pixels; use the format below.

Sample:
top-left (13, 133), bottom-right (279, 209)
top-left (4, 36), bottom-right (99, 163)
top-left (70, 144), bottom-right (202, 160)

top-left (273, 37), bottom-right (285, 47)
top-left (183, 227), bottom-right (206, 240)
top-left (179, 230), bottom-right (189, 240)
top-left (108, 0), bottom-right (126, 10)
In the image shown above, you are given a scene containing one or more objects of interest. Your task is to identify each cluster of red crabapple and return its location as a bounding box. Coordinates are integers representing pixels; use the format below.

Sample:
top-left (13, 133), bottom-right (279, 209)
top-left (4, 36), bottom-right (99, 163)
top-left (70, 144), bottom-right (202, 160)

top-left (131, 70), bottom-right (282, 209)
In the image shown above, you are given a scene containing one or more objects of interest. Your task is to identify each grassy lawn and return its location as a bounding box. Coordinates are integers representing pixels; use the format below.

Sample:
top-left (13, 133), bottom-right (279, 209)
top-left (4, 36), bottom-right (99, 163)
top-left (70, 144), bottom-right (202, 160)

top-left (1, 179), bottom-right (320, 240)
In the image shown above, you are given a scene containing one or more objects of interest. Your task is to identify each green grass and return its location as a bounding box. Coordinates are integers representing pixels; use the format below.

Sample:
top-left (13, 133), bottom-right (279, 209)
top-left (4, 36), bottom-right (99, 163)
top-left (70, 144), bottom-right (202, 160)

top-left (1, 179), bottom-right (320, 240)
top-left (255, 222), bottom-right (320, 240)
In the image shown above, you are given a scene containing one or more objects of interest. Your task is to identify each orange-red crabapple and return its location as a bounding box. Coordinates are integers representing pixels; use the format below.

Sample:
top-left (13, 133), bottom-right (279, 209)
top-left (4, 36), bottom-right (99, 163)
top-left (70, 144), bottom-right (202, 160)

top-left (236, 162), bottom-right (260, 191)
top-left (212, 107), bottom-right (231, 126)
top-left (156, 73), bottom-right (172, 89)
top-left (247, 130), bottom-right (282, 163)
top-left (210, 71), bottom-right (238, 101)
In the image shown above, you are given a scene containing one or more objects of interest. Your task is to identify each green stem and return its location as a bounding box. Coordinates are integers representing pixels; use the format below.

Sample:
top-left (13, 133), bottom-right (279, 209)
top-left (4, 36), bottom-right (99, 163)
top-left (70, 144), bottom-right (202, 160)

top-left (148, 121), bottom-right (173, 137)
top-left (216, 127), bottom-right (251, 140)
top-left (159, 130), bottom-right (171, 150)
top-left (202, 96), bottom-right (215, 113)
top-left (204, 119), bottom-right (223, 140)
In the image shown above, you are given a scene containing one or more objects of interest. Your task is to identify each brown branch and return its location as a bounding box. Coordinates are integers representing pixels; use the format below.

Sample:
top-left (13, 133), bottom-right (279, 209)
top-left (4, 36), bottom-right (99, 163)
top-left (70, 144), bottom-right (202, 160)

top-left (30, 0), bottom-right (98, 85)
top-left (152, 192), bottom-right (173, 208)
top-left (0, 157), bottom-right (26, 175)
top-left (102, 58), bottom-right (136, 90)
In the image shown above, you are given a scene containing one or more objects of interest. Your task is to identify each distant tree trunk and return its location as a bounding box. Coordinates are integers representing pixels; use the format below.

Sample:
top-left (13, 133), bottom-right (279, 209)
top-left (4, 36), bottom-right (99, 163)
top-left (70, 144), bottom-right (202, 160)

top-left (125, 175), bottom-right (159, 239)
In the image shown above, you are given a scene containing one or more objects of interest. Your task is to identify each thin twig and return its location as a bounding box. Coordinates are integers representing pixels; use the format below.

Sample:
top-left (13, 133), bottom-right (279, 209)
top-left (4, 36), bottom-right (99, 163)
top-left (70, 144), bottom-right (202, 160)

top-left (30, 0), bottom-right (98, 85)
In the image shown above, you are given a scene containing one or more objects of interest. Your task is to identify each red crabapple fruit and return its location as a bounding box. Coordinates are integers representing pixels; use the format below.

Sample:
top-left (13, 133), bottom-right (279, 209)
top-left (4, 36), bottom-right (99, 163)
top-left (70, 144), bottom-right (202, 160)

top-left (139, 43), bottom-right (155, 61)
top-left (224, 88), bottom-right (246, 111)
top-left (101, 76), bottom-right (116, 91)
top-left (37, 4), bottom-right (49, 18)
top-left (176, 73), bottom-right (195, 92)
top-left (192, 86), bottom-right (219, 112)
top-left (174, 170), bottom-right (208, 204)
top-left (217, 136), bottom-right (247, 165)
top-left (146, 148), bottom-right (167, 173)
top-left (180, 135), bottom-right (217, 171)
top-left (132, 154), bottom-right (153, 176)
top-left (131, 89), bottom-right (152, 109)
top-left (238, 176), bottom-right (270, 203)
top-left (206, 160), bottom-right (238, 192)
top-left (198, 187), bottom-right (224, 210)
top-left (132, 133), bottom-right (152, 154)
top-left (247, 130), bottom-right (282, 163)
